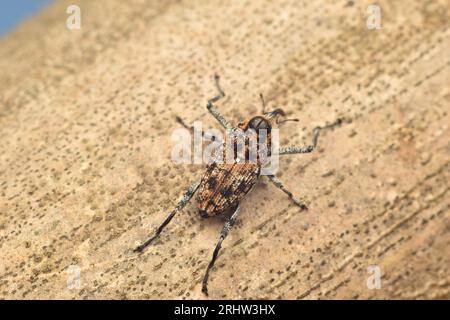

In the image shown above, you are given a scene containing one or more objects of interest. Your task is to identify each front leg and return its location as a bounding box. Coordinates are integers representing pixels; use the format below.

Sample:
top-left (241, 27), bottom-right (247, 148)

top-left (175, 116), bottom-right (206, 137)
top-left (207, 74), bottom-right (233, 130)
top-left (278, 118), bottom-right (342, 155)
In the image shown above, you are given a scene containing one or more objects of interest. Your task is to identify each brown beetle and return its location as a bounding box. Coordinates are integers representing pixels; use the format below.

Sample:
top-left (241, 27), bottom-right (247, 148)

top-left (134, 74), bottom-right (342, 295)
top-left (196, 112), bottom-right (276, 218)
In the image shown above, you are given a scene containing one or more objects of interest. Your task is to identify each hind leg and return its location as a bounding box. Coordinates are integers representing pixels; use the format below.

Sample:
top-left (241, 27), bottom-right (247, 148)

top-left (134, 180), bottom-right (201, 252)
top-left (202, 204), bottom-right (241, 295)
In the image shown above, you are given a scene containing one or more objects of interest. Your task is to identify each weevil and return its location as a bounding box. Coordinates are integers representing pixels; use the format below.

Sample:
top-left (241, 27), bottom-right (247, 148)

top-left (134, 74), bottom-right (342, 295)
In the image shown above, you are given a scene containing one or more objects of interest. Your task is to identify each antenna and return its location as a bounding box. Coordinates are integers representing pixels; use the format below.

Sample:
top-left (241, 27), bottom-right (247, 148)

top-left (259, 93), bottom-right (266, 114)
top-left (277, 118), bottom-right (299, 125)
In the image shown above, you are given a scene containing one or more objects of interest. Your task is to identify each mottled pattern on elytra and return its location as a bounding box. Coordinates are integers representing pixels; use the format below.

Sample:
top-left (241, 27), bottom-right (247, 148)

top-left (196, 161), bottom-right (261, 217)
top-left (195, 119), bottom-right (270, 217)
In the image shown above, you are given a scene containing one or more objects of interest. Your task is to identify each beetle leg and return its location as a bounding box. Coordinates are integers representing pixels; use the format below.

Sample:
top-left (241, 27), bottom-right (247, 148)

top-left (266, 175), bottom-right (308, 210)
top-left (175, 115), bottom-right (207, 137)
top-left (207, 74), bottom-right (233, 130)
top-left (278, 118), bottom-right (342, 155)
top-left (134, 180), bottom-right (201, 253)
top-left (202, 204), bottom-right (241, 295)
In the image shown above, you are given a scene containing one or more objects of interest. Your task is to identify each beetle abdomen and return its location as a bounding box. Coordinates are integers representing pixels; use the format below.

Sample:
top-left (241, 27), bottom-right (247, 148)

top-left (196, 162), bottom-right (260, 217)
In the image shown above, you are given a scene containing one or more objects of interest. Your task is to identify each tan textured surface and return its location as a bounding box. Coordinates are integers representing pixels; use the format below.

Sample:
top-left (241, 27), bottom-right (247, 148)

top-left (0, 0), bottom-right (449, 299)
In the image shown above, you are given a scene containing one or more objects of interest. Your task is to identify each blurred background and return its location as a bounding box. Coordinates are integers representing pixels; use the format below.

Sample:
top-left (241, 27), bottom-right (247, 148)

top-left (0, 0), bottom-right (53, 37)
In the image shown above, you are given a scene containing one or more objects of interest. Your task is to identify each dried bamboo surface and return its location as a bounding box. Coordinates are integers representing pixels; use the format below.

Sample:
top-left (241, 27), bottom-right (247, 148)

top-left (0, 0), bottom-right (449, 299)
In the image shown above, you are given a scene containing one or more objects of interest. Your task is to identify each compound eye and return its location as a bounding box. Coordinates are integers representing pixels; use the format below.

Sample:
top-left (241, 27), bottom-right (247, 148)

top-left (249, 117), bottom-right (270, 131)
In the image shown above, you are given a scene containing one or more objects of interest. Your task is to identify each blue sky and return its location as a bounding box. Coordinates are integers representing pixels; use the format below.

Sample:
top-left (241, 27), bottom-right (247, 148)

top-left (0, 0), bottom-right (54, 37)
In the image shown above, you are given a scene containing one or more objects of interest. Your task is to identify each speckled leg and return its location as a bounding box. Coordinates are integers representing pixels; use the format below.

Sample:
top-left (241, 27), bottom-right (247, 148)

top-left (278, 118), bottom-right (342, 155)
top-left (267, 175), bottom-right (308, 210)
top-left (134, 180), bottom-right (201, 253)
top-left (207, 74), bottom-right (232, 130)
top-left (175, 115), bottom-right (206, 137)
top-left (202, 204), bottom-right (241, 295)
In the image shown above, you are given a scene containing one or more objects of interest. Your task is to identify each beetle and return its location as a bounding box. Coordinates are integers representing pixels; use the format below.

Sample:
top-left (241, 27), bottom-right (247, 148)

top-left (134, 74), bottom-right (342, 295)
